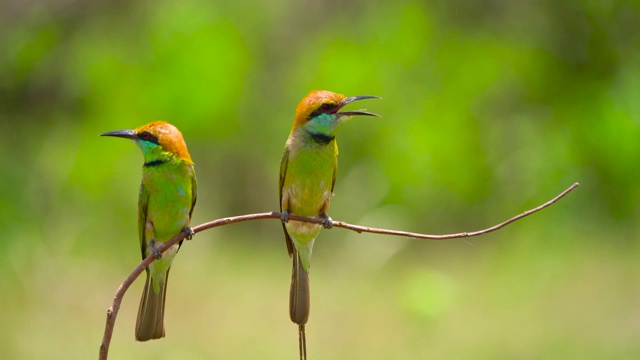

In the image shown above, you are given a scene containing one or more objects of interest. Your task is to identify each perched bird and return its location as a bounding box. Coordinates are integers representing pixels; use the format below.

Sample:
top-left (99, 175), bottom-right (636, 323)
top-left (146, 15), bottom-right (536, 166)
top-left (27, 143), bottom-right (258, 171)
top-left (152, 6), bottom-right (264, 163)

top-left (279, 90), bottom-right (380, 346)
top-left (101, 121), bottom-right (197, 341)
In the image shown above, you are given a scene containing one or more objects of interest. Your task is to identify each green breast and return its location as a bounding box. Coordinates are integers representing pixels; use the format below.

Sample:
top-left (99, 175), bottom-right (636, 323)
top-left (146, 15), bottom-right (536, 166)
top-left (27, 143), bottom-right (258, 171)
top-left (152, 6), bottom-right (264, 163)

top-left (283, 137), bottom-right (337, 218)
top-left (141, 160), bottom-right (195, 242)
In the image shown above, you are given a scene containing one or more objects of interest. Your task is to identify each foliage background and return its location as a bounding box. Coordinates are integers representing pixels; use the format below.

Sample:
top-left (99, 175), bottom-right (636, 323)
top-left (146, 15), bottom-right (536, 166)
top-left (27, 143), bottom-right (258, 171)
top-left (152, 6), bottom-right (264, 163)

top-left (1, 0), bottom-right (639, 359)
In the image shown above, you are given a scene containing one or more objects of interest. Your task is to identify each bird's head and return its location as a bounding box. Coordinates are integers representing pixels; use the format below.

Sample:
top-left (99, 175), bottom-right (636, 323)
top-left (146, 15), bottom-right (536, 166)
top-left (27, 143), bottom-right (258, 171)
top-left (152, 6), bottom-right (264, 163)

top-left (101, 121), bottom-right (192, 163)
top-left (292, 90), bottom-right (380, 136)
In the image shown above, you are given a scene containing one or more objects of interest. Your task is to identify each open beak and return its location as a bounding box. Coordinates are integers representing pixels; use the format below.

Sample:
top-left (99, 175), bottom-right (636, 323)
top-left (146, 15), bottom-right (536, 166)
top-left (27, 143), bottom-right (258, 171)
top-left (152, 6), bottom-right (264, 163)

top-left (100, 129), bottom-right (137, 140)
top-left (339, 95), bottom-right (381, 117)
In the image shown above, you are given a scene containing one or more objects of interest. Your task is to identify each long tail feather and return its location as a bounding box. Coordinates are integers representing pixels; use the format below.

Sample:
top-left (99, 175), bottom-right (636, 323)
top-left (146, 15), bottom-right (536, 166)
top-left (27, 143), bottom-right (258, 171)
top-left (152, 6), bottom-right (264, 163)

top-left (135, 269), bottom-right (169, 341)
top-left (298, 324), bottom-right (307, 360)
top-left (289, 250), bottom-right (310, 325)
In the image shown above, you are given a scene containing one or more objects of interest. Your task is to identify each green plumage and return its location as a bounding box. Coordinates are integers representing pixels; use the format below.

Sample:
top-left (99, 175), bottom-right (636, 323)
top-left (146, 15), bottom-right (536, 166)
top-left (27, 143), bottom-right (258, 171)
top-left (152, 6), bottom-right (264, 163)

top-left (280, 127), bottom-right (338, 272)
top-left (279, 113), bottom-right (342, 327)
top-left (139, 160), bottom-right (196, 287)
top-left (101, 121), bottom-right (197, 342)
top-left (136, 147), bottom-right (196, 341)
top-left (279, 91), bottom-right (379, 330)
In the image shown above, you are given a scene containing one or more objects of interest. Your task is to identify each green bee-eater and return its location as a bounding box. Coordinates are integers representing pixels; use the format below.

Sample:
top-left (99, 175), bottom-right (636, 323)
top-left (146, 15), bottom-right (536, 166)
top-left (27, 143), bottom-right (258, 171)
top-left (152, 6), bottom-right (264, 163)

top-left (279, 90), bottom-right (380, 329)
top-left (101, 121), bottom-right (197, 341)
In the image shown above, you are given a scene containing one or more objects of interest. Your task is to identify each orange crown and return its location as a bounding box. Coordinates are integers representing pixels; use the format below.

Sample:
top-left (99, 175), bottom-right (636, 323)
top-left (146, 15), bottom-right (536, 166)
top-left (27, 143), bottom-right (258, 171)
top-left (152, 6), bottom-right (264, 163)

top-left (135, 121), bottom-right (192, 162)
top-left (293, 90), bottom-right (346, 127)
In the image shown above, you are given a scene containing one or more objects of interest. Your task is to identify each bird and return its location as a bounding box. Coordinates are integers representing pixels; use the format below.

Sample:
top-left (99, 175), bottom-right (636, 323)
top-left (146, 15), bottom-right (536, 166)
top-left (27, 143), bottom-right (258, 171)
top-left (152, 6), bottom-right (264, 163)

top-left (279, 90), bottom-right (380, 355)
top-left (101, 121), bottom-right (197, 341)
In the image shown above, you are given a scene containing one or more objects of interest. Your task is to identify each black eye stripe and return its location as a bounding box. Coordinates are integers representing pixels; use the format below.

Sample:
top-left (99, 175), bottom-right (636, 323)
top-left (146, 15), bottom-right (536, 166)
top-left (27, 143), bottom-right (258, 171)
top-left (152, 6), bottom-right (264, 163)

top-left (308, 103), bottom-right (338, 119)
top-left (138, 131), bottom-right (159, 144)
top-left (308, 109), bottom-right (322, 119)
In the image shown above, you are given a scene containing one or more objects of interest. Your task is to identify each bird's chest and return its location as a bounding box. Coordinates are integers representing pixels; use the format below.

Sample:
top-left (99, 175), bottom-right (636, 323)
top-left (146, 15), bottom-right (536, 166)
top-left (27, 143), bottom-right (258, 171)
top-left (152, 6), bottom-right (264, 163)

top-left (142, 170), bottom-right (193, 241)
top-left (284, 145), bottom-right (336, 216)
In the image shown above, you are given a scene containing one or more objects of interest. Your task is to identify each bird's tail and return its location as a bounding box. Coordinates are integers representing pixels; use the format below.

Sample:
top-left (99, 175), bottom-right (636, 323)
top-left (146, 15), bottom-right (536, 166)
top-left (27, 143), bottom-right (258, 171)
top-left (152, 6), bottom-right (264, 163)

top-left (135, 268), bottom-right (169, 341)
top-left (290, 250), bottom-right (310, 325)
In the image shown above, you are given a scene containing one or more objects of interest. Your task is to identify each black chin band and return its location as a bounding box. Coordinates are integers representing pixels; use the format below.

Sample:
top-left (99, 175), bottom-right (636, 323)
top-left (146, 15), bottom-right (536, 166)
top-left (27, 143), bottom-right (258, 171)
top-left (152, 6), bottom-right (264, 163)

top-left (307, 131), bottom-right (335, 145)
top-left (143, 159), bottom-right (167, 167)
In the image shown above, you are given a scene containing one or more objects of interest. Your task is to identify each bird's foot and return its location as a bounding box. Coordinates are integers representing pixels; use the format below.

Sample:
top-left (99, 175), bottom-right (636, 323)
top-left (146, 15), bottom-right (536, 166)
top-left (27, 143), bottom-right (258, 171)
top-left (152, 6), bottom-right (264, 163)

top-left (320, 213), bottom-right (333, 229)
top-left (281, 210), bottom-right (290, 224)
top-left (184, 226), bottom-right (195, 240)
top-left (149, 240), bottom-right (162, 260)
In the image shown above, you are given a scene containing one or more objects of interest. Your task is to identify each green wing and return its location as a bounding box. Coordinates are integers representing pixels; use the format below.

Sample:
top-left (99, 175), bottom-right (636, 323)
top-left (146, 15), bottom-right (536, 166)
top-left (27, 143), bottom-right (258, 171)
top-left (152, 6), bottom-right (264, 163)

top-left (188, 166), bottom-right (197, 222)
top-left (279, 148), bottom-right (294, 257)
top-left (331, 141), bottom-right (338, 194)
top-left (278, 149), bottom-right (288, 211)
top-left (331, 158), bottom-right (337, 195)
top-left (138, 182), bottom-right (150, 260)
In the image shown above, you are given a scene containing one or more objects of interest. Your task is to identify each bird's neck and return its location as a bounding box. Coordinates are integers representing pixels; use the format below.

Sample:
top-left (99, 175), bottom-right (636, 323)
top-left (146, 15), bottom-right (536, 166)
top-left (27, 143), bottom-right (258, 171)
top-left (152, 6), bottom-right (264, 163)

top-left (138, 142), bottom-right (190, 167)
top-left (296, 114), bottom-right (342, 146)
top-left (289, 126), bottom-right (336, 148)
top-left (306, 131), bottom-right (334, 145)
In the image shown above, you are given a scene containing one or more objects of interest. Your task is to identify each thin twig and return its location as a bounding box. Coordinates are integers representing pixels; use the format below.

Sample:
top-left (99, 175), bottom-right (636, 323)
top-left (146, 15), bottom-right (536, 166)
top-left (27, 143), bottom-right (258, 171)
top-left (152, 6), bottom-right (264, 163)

top-left (332, 182), bottom-right (581, 239)
top-left (99, 182), bottom-right (579, 360)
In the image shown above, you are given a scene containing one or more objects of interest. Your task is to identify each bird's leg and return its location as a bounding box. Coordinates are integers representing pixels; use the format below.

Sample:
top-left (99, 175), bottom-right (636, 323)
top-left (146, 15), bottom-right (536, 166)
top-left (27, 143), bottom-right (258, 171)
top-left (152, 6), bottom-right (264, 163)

top-left (320, 212), bottom-right (333, 229)
top-left (281, 209), bottom-right (290, 223)
top-left (183, 226), bottom-right (195, 240)
top-left (149, 240), bottom-right (162, 259)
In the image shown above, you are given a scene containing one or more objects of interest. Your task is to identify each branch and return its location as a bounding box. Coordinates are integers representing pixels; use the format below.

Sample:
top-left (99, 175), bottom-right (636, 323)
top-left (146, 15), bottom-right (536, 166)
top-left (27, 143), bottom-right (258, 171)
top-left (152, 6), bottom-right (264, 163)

top-left (99, 182), bottom-right (579, 359)
top-left (333, 182), bottom-right (580, 239)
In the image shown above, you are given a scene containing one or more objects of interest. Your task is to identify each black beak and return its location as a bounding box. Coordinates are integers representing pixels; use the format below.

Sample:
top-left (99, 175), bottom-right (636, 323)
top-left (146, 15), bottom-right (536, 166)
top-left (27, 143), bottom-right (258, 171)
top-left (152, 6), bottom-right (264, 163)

top-left (339, 95), bottom-right (381, 117)
top-left (100, 129), bottom-right (137, 140)
top-left (343, 95), bottom-right (381, 104)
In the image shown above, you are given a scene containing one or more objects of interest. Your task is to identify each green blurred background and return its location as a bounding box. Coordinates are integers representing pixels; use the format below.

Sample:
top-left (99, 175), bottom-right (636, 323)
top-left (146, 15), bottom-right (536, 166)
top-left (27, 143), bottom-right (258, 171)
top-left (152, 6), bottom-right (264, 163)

top-left (1, 0), bottom-right (639, 359)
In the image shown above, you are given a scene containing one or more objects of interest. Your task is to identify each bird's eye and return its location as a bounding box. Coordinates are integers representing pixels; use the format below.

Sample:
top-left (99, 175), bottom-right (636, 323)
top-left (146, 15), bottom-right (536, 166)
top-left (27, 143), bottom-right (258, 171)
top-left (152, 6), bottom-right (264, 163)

top-left (138, 131), bottom-right (159, 144)
top-left (309, 103), bottom-right (337, 119)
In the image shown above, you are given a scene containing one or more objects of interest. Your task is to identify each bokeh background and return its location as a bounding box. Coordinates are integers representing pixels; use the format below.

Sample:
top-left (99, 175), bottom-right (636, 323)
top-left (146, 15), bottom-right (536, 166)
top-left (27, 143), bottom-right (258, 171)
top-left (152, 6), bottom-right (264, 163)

top-left (1, 0), bottom-right (639, 359)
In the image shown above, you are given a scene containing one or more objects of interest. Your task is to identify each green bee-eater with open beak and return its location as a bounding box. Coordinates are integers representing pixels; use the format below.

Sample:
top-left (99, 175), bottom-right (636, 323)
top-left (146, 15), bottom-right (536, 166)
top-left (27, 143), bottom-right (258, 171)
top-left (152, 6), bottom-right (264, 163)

top-left (101, 121), bottom-right (197, 341)
top-left (279, 90), bottom-right (380, 339)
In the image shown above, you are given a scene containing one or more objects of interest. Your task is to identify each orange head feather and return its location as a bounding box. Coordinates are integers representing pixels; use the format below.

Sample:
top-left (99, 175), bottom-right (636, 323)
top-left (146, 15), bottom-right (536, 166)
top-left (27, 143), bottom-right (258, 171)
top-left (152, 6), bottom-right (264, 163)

top-left (291, 90), bottom-right (381, 133)
top-left (134, 121), bottom-right (192, 162)
top-left (293, 90), bottom-right (347, 128)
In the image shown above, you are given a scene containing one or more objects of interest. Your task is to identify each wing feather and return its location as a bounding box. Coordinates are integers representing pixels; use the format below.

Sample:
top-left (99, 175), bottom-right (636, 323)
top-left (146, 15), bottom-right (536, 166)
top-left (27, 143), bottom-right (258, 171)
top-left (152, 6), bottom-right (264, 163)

top-left (279, 148), bottom-right (294, 257)
top-left (138, 182), bottom-right (150, 260)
